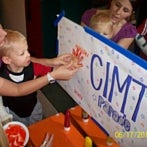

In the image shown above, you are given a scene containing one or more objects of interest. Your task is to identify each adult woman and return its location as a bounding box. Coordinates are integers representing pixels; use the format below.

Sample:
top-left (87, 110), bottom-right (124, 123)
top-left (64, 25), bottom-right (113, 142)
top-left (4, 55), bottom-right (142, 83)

top-left (0, 26), bottom-right (80, 147)
top-left (0, 25), bottom-right (80, 96)
top-left (81, 0), bottom-right (137, 49)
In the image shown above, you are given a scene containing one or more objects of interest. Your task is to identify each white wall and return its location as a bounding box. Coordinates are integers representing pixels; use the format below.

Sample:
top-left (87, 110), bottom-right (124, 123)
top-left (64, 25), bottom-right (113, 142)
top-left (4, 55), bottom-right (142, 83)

top-left (1, 0), bottom-right (26, 36)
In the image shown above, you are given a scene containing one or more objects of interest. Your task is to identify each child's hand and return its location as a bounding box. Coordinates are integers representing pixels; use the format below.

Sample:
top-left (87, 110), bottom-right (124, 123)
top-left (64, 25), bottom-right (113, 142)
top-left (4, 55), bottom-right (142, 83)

top-left (50, 61), bottom-right (80, 80)
top-left (70, 55), bottom-right (83, 68)
top-left (71, 45), bottom-right (88, 68)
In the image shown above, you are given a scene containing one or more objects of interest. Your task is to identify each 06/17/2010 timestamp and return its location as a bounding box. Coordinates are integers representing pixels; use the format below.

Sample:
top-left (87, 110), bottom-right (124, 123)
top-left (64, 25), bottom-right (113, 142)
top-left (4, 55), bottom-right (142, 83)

top-left (115, 131), bottom-right (147, 138)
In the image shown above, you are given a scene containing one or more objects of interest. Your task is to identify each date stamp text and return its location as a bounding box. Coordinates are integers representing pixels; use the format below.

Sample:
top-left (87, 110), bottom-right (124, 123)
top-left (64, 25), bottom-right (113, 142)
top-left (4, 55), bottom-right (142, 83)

top-left (115, 131), bottom-right (147, 138)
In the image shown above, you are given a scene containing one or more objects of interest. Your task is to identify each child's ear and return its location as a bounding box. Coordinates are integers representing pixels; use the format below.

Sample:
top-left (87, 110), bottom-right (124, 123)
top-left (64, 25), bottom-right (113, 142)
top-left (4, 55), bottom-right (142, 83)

top-left (1, 56), bottom-right (11, 64)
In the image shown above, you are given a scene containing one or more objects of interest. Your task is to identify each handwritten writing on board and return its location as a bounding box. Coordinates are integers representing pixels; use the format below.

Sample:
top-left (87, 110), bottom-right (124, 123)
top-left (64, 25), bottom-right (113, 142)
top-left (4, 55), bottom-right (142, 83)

top-left (57, 16), bottom-right (147, 147)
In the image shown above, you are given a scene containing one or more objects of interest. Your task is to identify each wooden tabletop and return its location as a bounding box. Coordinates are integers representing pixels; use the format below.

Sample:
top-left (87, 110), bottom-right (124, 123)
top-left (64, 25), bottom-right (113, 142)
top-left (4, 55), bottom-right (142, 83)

top-left (27, 113), bottom-right (84, 147)
top-left (69, 106), bottom-right (120, 147)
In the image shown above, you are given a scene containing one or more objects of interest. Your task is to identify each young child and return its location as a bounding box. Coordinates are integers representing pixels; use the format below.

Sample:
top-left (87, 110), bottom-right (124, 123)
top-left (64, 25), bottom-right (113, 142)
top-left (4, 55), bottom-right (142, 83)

top-left (0, 29), bottom-right (53, 126)
top-left (89, 12), bottom-right (114, 39)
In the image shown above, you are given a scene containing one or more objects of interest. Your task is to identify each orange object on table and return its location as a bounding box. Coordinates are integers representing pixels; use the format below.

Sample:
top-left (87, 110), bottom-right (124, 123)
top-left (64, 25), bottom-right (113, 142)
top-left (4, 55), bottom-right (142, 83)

top-left (69, 106), bottom-right (120, 147)
top-left (27, 113), bottom-right (84, 147)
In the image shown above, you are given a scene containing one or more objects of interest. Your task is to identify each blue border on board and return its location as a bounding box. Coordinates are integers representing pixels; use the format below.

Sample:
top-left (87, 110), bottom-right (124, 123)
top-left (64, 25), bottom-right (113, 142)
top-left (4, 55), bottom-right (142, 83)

top-left (91, 117), bottom-right (109, 136)
top-left (54, 10), bottom-right (65, 55)
top-left (84, 26), bottom-right (147, 70)
top-left (54, 10), bottom-right (65, 27)
top-left (55, 13), bottom-right (147, 136)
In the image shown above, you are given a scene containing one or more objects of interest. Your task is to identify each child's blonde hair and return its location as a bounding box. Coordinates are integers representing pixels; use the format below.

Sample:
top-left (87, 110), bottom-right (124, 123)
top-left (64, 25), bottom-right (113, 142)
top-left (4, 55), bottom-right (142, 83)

top-left (90, 12), bottom-right (113, 32)
top-left (0, 29), bottom-right (26, 58)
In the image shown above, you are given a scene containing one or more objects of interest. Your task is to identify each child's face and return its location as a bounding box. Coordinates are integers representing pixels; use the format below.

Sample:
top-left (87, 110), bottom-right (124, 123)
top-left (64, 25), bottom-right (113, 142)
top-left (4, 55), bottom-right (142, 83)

top-left (7, 40), bottom-right (31, 69)
top-left (94, 24), bottom-right (113, 39)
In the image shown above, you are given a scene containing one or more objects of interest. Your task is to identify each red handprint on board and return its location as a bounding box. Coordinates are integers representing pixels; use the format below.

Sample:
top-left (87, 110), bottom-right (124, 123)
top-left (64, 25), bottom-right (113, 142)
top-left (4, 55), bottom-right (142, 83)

top-left (71, 45), bottom-right (88, 67)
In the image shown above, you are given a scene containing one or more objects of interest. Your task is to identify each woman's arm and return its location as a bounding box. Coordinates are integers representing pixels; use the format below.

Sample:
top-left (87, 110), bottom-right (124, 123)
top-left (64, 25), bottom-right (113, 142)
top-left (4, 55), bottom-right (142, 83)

top-left (0, 61), bottom-right (79, 96)
top-left (117, 38), bottom-right (134, 49)
top-left (31, 54), bottom-right (72, 67)
top-left (0, 76), bottom-right (49, 96)
top-left (31, 57), bottom-right (52, 66)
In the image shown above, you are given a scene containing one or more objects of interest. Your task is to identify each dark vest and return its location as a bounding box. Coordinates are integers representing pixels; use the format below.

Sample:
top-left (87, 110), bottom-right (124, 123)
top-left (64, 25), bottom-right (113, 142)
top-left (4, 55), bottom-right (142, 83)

top-left (0, 63), bottom-right (37, 117)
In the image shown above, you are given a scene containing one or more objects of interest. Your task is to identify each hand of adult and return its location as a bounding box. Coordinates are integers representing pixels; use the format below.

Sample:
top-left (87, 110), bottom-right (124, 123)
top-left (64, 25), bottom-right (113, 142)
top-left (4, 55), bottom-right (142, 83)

top-left (50, 53), bottom-right (73, 67)
top-left (50, 60), bottom-right (80, 80)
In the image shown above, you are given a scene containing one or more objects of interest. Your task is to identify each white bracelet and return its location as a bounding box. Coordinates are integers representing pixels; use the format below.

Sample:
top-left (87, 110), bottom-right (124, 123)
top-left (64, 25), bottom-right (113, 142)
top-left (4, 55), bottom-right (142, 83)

top-left (47, 73), bottom-right (55, 84)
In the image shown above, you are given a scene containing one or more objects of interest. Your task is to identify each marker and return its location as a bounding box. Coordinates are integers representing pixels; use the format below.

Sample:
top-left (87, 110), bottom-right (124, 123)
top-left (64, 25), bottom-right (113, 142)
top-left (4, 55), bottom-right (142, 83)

top-left (106, 136), bottom-right (114, 146)
top-left (64, 109), bottom-right (70, 131)
top-left (84, 136), bottom-right (92, 147)
top-left (82, 109), bottom-right (89, 122)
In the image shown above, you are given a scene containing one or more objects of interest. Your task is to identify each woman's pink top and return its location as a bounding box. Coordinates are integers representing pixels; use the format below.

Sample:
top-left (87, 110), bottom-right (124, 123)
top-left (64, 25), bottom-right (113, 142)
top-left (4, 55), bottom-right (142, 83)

top-left (81, 8), bottom-right (137, 42)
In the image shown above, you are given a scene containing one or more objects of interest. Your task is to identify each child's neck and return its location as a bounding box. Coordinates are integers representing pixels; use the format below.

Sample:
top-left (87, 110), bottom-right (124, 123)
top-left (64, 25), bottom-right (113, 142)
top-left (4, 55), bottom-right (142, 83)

top-left (7, 65), bottom-right (24, 73)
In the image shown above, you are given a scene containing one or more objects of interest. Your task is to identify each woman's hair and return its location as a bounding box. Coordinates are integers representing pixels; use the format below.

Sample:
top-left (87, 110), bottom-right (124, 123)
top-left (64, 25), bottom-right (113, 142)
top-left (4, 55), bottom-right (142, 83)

top-left (130, 0), bottom-right (138, 11)
top-left (110, 0), bottom-right (138, 22)
top-left (135, 0), bottom-right (147, 26)
top-left (90, 0), bottom-right (110, 8)
top-left (110, 0), bottom-right (137, 11)
top-left (0, 123), bottom-right (9, 147)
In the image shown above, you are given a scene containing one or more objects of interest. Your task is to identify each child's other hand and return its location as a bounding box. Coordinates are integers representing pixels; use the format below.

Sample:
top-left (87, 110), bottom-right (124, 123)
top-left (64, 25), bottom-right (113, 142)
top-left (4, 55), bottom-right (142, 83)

top-left (70, 55), bottom-right (83, 68)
